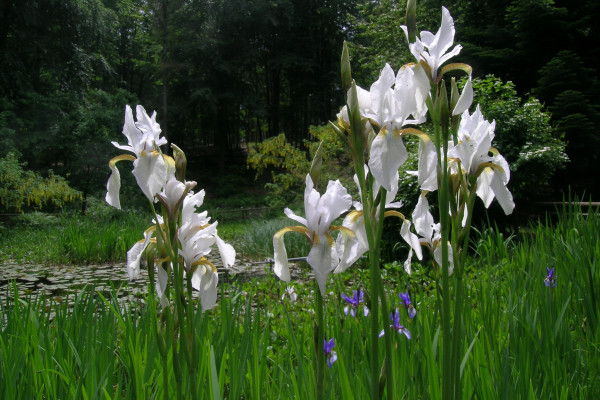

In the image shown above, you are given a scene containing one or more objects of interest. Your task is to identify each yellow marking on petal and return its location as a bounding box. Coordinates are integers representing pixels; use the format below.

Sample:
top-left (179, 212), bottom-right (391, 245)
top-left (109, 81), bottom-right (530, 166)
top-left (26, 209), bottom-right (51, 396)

top-left (438, 63), bottom-right (472, 83)
top-left (330, 225), bottom-right (356, 239)
top-left (274, 226), bottom-right (311, 243)
top-left (155, 256), bottom-right (171, 265)
top-left (400, 62), bottom-right (417, 70)
top-left (383, 210), bottom-right (407, 221)
top-left (474, 162), bottom-right (504, 177)
top-left (191, 257), bottom-right (217, 274)
top-left (399, 127), bottom-right (429, 140)
top-left (144, 225), bottom-right (157, 236)
top-left (109, 154), bottom-right (135, 168)
top-left (345, 210), bottom-right (364, 224)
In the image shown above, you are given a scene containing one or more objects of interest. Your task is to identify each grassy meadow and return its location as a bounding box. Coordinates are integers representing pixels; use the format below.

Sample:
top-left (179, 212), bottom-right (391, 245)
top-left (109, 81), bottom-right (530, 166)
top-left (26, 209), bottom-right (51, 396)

top-left (1, 203), bottom-right (599, 399)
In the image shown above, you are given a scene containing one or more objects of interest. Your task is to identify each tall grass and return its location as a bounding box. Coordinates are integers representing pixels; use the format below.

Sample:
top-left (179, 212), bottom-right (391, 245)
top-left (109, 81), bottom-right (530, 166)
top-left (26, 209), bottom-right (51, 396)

top-left (235, 217), bottom-right (312, 260)
top-left (1, 205), bottom-right (598, 398)
top-left (58, 212), bottom-right (150, 264)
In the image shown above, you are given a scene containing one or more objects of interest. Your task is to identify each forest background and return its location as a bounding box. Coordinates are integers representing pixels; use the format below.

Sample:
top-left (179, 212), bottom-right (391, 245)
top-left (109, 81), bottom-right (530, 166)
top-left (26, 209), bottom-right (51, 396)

top-left (1, 0), bottom-right (599, 215)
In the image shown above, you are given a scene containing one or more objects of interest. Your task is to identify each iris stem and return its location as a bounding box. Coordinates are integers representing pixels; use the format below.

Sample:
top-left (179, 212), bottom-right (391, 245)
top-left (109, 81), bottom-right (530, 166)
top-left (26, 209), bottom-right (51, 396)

top-left (314, 281), bottom-right (325, 399)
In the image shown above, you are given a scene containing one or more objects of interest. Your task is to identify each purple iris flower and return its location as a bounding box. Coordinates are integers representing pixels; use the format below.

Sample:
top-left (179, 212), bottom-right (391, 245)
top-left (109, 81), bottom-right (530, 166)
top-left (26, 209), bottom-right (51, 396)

top-left (342, 290), bottom-right (369, 317)
top-left (323, 337), bottom-right (337, 368)
top-left (379, 309), bottom-right (411, 339)
top-left (399, 292), bottom-right (416, 319)
top-left (544, 267), bottom-right (557, 288)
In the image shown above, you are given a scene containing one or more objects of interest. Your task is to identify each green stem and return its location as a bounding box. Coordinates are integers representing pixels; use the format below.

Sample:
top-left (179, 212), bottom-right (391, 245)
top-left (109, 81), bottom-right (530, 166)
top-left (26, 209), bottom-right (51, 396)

top-left (375, 189), bottom-right (394, 400)
top-left (352, 154), bottom-right (381, 400)
top-left (437, 127), bottom-right (453, 400)
top-left (314, 281), bottom-right (325, 399)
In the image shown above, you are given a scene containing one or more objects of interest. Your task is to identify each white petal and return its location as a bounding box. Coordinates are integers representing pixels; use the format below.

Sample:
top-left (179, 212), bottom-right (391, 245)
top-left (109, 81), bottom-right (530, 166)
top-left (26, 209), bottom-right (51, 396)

top-left (106, 164), bottom-right (122, 209)
top-left (404, 248), bottom-right (413, 275)
top-left (273, 229), bottom-right (291, 282)
top-left (215, 233), bottom-right (236, 268)
top-left (156, 264), bottom-right (169, 307)
top-left (307, 234), bottom-right (337, 296)
top-left (476, 168), bottom-right (495, 208)
top-left (413, 195), bottom-right (434, 241)
top-left (333, 227), bottom-right (360, 273)
top-left (122, 105), bottom-right (143, 155)
top-left (490, 172), bottom-right (515, 215)
top-left (182, 189), bottom-right (206, 222)
top-left (284, 207), bottom-right (308, 227)
top-left (368, 129), bottom-right (408, 192)
top-left (126, 232), bottom-right (152, 280)
top-left (192, 267), bottom-right (218, 311)
top-left (433, 241), bottom-right (454, 275)
top-left (417, 136), bottom-right (438, 191)
top-left (132, 152), bottom-right (168, 202)
top-left (453, 75), bottom-right (473, 116)
top-left (400, 220), bottom-right (423, 260)
top-left (317, 180), bottom-right (352, 230)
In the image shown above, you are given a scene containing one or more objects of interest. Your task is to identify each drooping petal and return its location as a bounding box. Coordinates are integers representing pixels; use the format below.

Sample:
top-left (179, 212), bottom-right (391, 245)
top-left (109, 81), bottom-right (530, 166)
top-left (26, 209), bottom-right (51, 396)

top-left (126, 228), bottom-right (154, 280)
top-left (433, 241), bottom-right (454, 275)
top-left (490, 171), bottom-right (515, 215)
top-left (337, 210), bottom-right (368, 267)
top-left (476, 168), bottom-right (495, 208)
top-left (417, 135), bottom-right (438, 191)
top-left (132, 151), bottom-right (168, 202)
top-left (156, 264), bottom-right (169, 307)
top-left (400, 219), bottom-right (423, 261)
top-left (273, 226), bottom-right (308, 283)
top-left (404, 247), bottom-right (414, 275)
top-left (332, 226), bottom-right (359, 273)
top-left (106, 162), bottom-right (122, 210)
top-left (215, 233), bottom-right (236, 268)
top-left (413, 194), bottom-right (435, 241)
top-left (307, 233), bottom-right (338, 296)
top-left (106, 154), bottom-right (136, 209)
top-left (191, 266), bottom-right (218, 311)
top-left (369, 128), bottom-right (408, 192)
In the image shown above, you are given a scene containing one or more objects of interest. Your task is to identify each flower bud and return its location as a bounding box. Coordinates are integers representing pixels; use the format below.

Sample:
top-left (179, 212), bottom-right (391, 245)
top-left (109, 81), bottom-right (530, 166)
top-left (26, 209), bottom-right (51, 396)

top-left (171, 143), bottom-right (187, 182)
top-left (341, 41), bottom-right (352, 92)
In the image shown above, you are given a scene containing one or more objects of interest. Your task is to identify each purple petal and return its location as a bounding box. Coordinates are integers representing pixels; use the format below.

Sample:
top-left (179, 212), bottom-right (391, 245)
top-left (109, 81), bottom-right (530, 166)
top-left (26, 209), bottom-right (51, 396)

top-left (401, 327), bottom-right (411, 340)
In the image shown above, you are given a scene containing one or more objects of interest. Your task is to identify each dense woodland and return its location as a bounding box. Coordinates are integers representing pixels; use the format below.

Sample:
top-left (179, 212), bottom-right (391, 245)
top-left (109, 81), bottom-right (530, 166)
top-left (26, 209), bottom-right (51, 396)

top-left (1, 0), bottom-right (599, 206)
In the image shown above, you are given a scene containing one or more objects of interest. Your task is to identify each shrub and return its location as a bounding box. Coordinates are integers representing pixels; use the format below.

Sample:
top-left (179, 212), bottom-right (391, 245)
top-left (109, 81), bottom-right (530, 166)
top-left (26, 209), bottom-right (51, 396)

top-left (0, 152), bottom-right (82, 213)
top-left (471, 75), bottom-right (568, 201)
top-left (247, 125), bottom-right (354, 208)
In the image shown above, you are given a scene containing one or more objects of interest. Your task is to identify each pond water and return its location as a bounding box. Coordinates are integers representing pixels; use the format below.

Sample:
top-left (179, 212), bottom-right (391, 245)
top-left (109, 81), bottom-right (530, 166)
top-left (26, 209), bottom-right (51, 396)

top-left (0, 253), bottom-right (274, 312)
